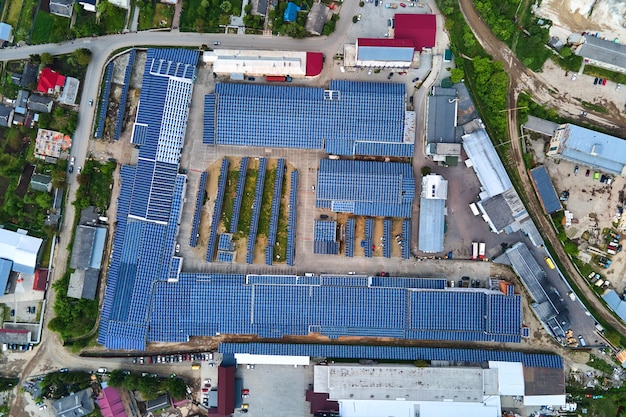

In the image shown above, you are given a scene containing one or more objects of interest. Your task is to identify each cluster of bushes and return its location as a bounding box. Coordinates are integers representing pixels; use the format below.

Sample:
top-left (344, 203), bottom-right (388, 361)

top-left (108, 370), bottom-right (187, 400)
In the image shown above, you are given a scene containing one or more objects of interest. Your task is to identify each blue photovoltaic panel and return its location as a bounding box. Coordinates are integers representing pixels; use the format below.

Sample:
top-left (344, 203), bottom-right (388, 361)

top-left (317, 159), bottom-right (414, 218)
top-left (370, 277), bottom-right (446, 289)
top-left (230, 158), bottom-right (249, 234)
top-left (189, 171), bottom-right (208, 247)
top-left (206, 159), bottom-right (230, 262)
top-left (218, 343), bottom-right (563, 368)
top-left (321, 276), bottom-right (368, 287)
top-left (114, 49), bottom-right (135, 141)
top-left (353, 141), bottom-right (415, 157)
top-left (345, 218), bottom-right (355, 257)
top-left (203, 94), bottom-right (216, 144)
top-left (530, 166), bottom-right (562, 214)
top-left (383, 219), bottom-right (392, 258)
top-left (247, 158), bottom-right (267, 264)
top-left (247, 275), bottom-right (299, 285)
top-left (410, 291), bottom-right (485, 332)
top-left (314, 221), bottom-right (338, 255)
top-left (287, 171), bottom-right (298, 266)
top-left (95, 62), bottom-right (114, 139)
top-left (213, 81), bottom-right (409, 156)
top-left (218, 233), bottom-right (234, 251)
top-left (217, 251), bottom-right (235, 263)
top-left (364, 218), bottom-right (374, 258)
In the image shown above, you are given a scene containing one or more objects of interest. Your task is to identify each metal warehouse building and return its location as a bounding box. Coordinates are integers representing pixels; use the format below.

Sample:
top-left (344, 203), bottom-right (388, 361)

top-left (418, 174), bottom-right (448, 253)
top-left (203, 49), bottom-right (324, 78)
top-left (575, 35), bottom-right (626, 74)
top-left (315, 159), bottom-right (415, 218)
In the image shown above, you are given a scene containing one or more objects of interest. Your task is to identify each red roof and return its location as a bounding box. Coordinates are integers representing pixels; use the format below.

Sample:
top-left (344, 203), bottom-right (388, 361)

top-left (394, 14), bottom-right (436, 50)
top-left (358, 38), bottom-right (416, 48)
top-left (217, 366), bottom-right (235, 416)
top-left (305, 52), bottom-right (324, 76)
top-left (37, 67), bottom-right (66, 94)
top-left (0, 329), bottom-right (29, 334)
top-left (33, 269), bottom-right (49, 291)
top-left (97, 387), bottom-right (128, 417)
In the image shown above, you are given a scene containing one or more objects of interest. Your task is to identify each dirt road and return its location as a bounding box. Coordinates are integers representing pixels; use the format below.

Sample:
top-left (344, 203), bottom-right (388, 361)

top-left (458, 0), bottom-right (626, 337)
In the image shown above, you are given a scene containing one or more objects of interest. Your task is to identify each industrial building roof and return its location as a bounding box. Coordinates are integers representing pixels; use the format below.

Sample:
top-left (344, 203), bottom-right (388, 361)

top-left (316, 159), bottom-right (415, 218)
top-left (0, 259), bottom-right (11, 293)
top-left (211, 81), bottom-right (414, 157)
top-left (462, 129), bottom-right (512, 198)
top-left (478, 195), bottom-right (515, 232)
top-left (394, 14), bottom-right (437, 50)
top-left (576, 35), bottom-right (626, 71)
top-left (603, 290), bottom-right (626, 322)
top-left (0, 229), bottom-right (42, 275)
top-left (523, 115), bottom-right (559, 136)
top-left (208, 49), bottom-right (308, 76)
top-left (97, 387), bottom-right (128, 417)
top-left (0, 22), bottom-right (12, 42)
top-left (70, 226), bottom-right (96, 269)
top-left (530, 166), bottom-right (562, 214)
top-left (426, 88), bottom-right (458, 144)
top-left (0, 329), bottom-right (30, 344)
top-left (556, 123), bottom-right (626, 176)
top-left (218, 343), bottom-right (564, 368)
top-left (356, 39), bottom-right (416, 62)
top-left (52, 389), bottom-right (94, 417)
top-left (418, 175), bottom-right (447, 253)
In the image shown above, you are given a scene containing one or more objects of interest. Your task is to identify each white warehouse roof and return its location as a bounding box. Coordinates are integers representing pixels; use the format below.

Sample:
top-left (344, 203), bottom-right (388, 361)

top-left (462, 129), bottom-right (512, 198)
top-left (0, 228), bottom-right (43, 274)
top-left (234, 353), bottom-right (310, 366)
top-left (204, 49), bottom-right (307, 76)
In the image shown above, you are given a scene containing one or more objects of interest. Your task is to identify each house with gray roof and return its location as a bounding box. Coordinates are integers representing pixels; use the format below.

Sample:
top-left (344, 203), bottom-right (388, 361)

top-left (425, 87), bottom-right (460, 164)
top-left (68, 269), bottom-right (99, 300)
top-left (50, 0), bottom-right (74, 17)
top-left (27, 95), bottom-right (53, 113)
top-left (52, 388), bottom-right (95, 417)
top-left (30, 174), bottom-right (53, 193)
top-left (0, 105), bottom-right (14, 127)
top-left (305, 3), bottom-right (329, 36)
top-left (575, 35), bottom-right (626, 74)
top-left (546, 122), bottom-right (626, 176)
top-left (0, 22), bottom-right (13, 43)
top-left (15, 90), bottom-right (29, 115)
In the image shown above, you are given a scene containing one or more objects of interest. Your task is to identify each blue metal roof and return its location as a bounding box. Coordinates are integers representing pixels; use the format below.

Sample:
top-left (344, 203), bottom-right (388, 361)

top-left (530, 166), bottom-right (562, 214)
top-left (418, 198), bottom-right (446, 253)
top-left (212, 81), bottom-right (408, 156)
top-left (0, 258), bottom-right (12, 293)
top-left (559, 123), bottom-right (626, 175)
top-left (89, 227), bottom-right (107, 269)
top-left (283, 2), bottom-right (300, 21)
top-left (357, 46), bottom-right (415, 62)
top-left (316, 159), bottom-right (414, 218)
top-left (218, 342), bottom-right (563, 369)
top-left (603, 290), bottom-right (626, 322)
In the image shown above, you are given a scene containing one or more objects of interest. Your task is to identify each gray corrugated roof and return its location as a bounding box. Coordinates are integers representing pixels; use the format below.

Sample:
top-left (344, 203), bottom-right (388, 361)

top-left (357, 46), bottom-right (415, 62)
top-left (559, 123), bottom-right (626, 175)
top-left (82, 268), bottom-right (99, 300)
top-left (523, 115), bottom-right (559, 136)
top-left (52, 389), bottom-right (94, 417)
top-left (530, 166), bottom-right (562, 214)
top-left (70, 226), bottom-right (96, 270)
top-left (0, 329), bottom-right (30, 344)
top-left (49, 0), bottom-right (73, 17)
top-left (0, 258), bottom-right (12, 293)
top-left (462, 129), bottom-right (513, 198)
top-left (479, 194), bottom-right (514, 231)
top-left (426, 95), bottom-right (457, 144)
top-left (418, 198), bottom-right (446, 253)
top-left (576, 35), bottom-right (626, 70)
top-left (27, 95), bottom-right (53, 113)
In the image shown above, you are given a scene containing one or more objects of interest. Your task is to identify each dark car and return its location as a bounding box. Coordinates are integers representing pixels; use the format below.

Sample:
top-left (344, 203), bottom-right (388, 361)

top-left (412, 77), bottom-right (420, 82)
top-left (593, 77), bottom-right (599, 85)
top-left (585, 169), bottom-right (591, 176)
top-left (375, 0), bottom-right (379, 5)
top-left (68, 165), bottom-right (74, 174)
top-left (387, 72), bottom-right (394, 80)
top-left (248, 77), bottom-right (255, 81)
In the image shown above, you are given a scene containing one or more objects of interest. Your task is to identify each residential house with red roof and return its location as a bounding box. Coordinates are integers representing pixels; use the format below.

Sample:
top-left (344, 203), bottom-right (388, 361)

top-left (37, 68), bottom-right (66, 95)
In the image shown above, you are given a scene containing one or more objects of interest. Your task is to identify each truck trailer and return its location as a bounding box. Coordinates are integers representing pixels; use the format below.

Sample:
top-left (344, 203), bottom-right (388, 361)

top-left (478, 242), bottom-right (486, 259)
top-left (471, 242), bottom-right (478, 260)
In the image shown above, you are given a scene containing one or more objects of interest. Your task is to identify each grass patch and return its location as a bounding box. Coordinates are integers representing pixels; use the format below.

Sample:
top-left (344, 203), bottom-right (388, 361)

top-left (138, 1), bottom-right (156, 30)
top-left (73, 8), bottom-right (102, 38)
top-left (587, 354), bottom-right (616, 375)
top-left (220, 169), bottom-right (239, 233)
top-left (74, 160), bottom-right (116, 213)
top-left (153, 3), bottom-right (174, 27)
top-left (581, 101), bottom-right (607, 113)
top-left (274, 173), bottom-right (289, 262)
top-left (31, 11), bottom-right (72, 44)
top-left (12, 0), bottom-right (36, 42)
top-left (583, 65), bottom-right (626, 84)
top-left (5, 0), bottom-right (24, 26)
top-left (550, 51), bottom-right (583, 72)
top-left (180, 0), bottom-right (228, 32)
top-left (236, 169), bottom-right (258, 237)
top-left (257, 168), bottom-right (276, 238)
top-left (99, 1), bottom-right (127, 33)
top-left (39, 236), bottom-right (53, 268)
top-left (47, 272), bottom-right (99, 339)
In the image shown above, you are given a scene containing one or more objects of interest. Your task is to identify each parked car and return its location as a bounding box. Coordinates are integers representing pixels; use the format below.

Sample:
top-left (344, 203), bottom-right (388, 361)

top-left (616, 83), bottom-right (621, 91)
top-left (412, 77), bottom-right (420, 82)
top-left (602, 78), bottom-right (607, 85)
top-left (585, 169), bottom-right (590, 177)
top-left (574, 165), bottom-right (579, 174)
top-left (213, 41), bottom-right (221, 45)
top-left (88, 99), bottom-right (93, 106)
top-left (399, 2), bottom-right (406, 6)
top-left (593, 77), bottom-right (599, 85)
top-left (97, 368), bottom-right (107, 374)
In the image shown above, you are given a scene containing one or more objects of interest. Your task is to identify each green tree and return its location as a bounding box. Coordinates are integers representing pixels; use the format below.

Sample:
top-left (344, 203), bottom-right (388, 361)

top-left (41, 53), bottom-right (54, 65)
top-left (560, 47), bottom-right (572, 58)
top-left (244, 3), bottom-right (252, 13)
top-left (166, 378), bottom-right (187, 400)
top-left (450, 67), bottom-right (464, 83)
top-left (35, 193), bottom-right (52, 210)
top-left (30, 54), bottom-right (41, 65)
top-left (220, 0), bottom-right (232, 13)
top-left (108, 370), bottom-right (125, 387)
top-left (72, 48), bottom-right (92, 66)
top-left (352, 15), bottom-right (358, 23)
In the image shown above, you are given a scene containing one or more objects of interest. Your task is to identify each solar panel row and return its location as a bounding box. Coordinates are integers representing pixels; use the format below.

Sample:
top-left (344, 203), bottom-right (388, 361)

top-left (189, 171), bottom-right (208, 247)
top-left (383, 219), bottom-right (392, 258)
top-left (206, 159), bottom-right (230, 262)
top-left (246, 158), bottom-right (267, 264)
top-left (345, 218), bottom-right (355, 257)
top-left (217, 342), bottom-right (563, 369)
top-left (114, 49), bottom-right (135, 141)
top-left (95, 62), bottom-right (114, 139)
top-left (287, 171), bottom-right (298, 266)
top-left (203, 94), bottom-right (216, 144)
top-left (364, 218), bottom-right (374, 258)
top-left (218, 233), bottom-right (235, 251)
top-left (314, 221), bottom-right (339, 255)
top-left (267, 159), bottom-right (285, 248)
top-left (230, 157), bottom-right (249, 234)
top-left (217, 251), bottom-right (235, 263)
top-left (401, 219), bottom-right (411, 259)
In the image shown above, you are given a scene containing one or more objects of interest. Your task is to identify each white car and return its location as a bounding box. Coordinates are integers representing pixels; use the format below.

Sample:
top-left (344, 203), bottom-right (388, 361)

top-left (97, 367), bottom-right (107, 374)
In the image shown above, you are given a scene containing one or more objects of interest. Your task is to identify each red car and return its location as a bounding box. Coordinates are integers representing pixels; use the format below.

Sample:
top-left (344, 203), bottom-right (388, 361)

top-left (602, 78), bottom-right (607, 85)
top-left (399, 2), bottom-right (406, 6)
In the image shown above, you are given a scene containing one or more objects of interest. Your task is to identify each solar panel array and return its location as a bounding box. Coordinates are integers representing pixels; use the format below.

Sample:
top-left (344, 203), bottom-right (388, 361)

top-left (95, 62), bottom-right (114, 139)
top-left (212, 81), bottom-right (410, 156)
top-left (266, 159), bottom-right (285, 265)
top-left (217, 251), bottom-right (235, 263)
top-left (314, 221), bottom-right (339, 255)
top-left (217, 343), bottom-right (563, 369)
top-left (114, 49), bottom-right (135, 141)
top-left (246, 158), bottom-right (267, 264)
top-left (203, 94), bottom-right (216, 144)
top-left (371, 277), bottom-right (446, 289)
top-left (383, 219), bottom-right (392, 258)
top-left (230, 157), bottom-right (249, 234)
top-left (189, 171), bottom-right (207, 247)
top-left (364, 218), bottom-right (374, 258)
top-left (401, 219), bottom-right (411, 259)
top-left (206, 158), bottom-right (230, 262)
top-left (218, 233), bottom-right (235, 251)
top-left (345, 218), bottom-right (355, 257)
top-left (317, 159), bottom-right (414, 218)
top-left (287, 171), bottom-right (298, 266)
